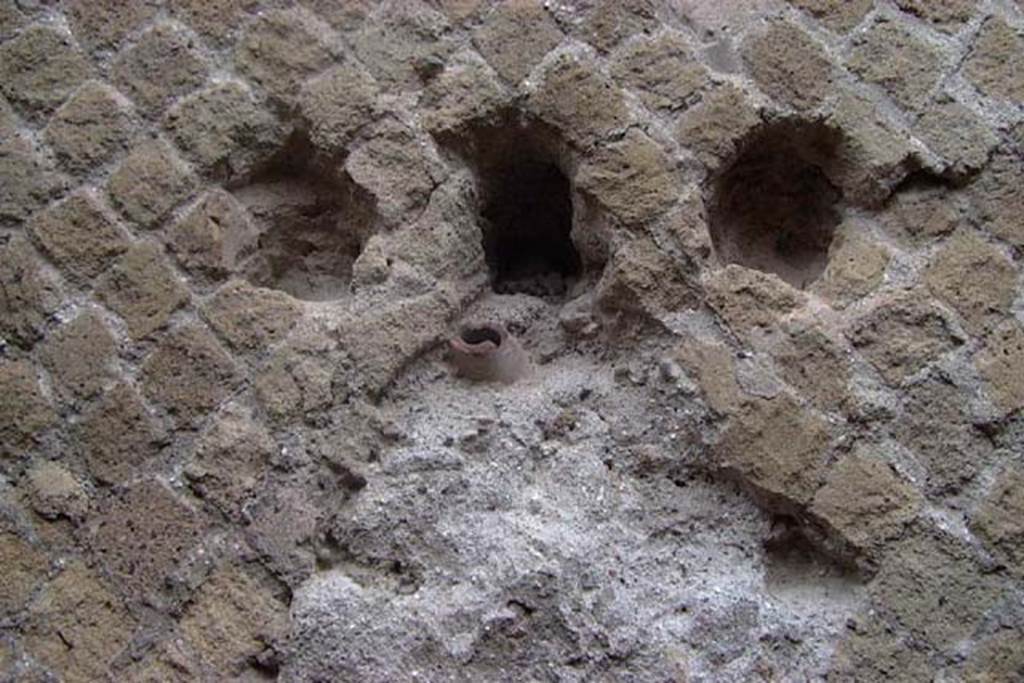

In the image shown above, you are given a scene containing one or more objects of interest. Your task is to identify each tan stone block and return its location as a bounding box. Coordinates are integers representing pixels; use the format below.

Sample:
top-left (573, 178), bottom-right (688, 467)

top-left (25, 561), bottom-right (135, 681)
top-left (421, 51), bottom-right (508, 135)
top-left (676, 85), bottom-right (761, 169)
top-left (811, 450), bottom-right (923, 553)
top-left (970, 466), bottom-right (1024, 577)
top-left (704, 265), bottom-right (805, 339)
top-left (847, 291), bottom-right (963, 385)
top-left (0, 530), bottom-right (47, 615)
top-left (300, 64), bottom-right (380, 152)
top-left (337, 288), bottom-right (458, 395)
top-left (181, 567), bottom-right (287, 676)
top-left (897, 375), bottom-right (991, 494)
top-left (472, 1), bottom-right (563, 83)
top-left (894, 0), bottom-right (979, 30)
top-left (112, 23), bottom-right (208, 117)
top-left (185, 404), bottom-right (275, 520)
top-left (168, 190), bottom-right (259, 281)
top-left (430, 0), bottom-right (488, 24)
top-left (915, 99), bottom-right (998, 178)
top-left (0, 2), bottom-right (27, 40)
top-left (963, 630), bottom-right (1024, 682)
top-left (77, 383), bottom-right (166, 484)
top-left (43, 81), bottom-right (135, 173)
top-left (847, 18), bottom-right (944, 111)
top-left (827, 612), bottom-right (933, 681)
top-left (345, 119), bottom-right (446, 224)
top-left (964, 17), bottom-right (1024, 104)
top-left (39, 311), bottom-right (118, 400)
top-left (976, 321), bottom-right (1024, 416)
top-left (67, 0), bottom-right (159, 51)
top-left (713, 394), bottom-right (832, 508)
top-left (741, 21), bottom-right (834, 111)
top-left (235, 8), bottom-right (337, 103)
top-left (26, 460), bottom-right (90, 521)
top-left (786, 0), bottom-right (872, 33)
top-left (351, 1), bottom-right (454, 90)
top-left (673, 339), bottom-right (742, 414)
top-left (0, 134), bottom-right (66, 222)
top-left (880, 182), bottom-right (963, 247)
top-left (200, 279), bottom-right (301, 352)
top-left (610, 31), bottom-right (709, 113)
top-left (527, 52), bottom-right (632, 149)
top-left (772, 319), bottom-right (851, 412)
top-left (164, 82), bottom-right (286, 183)
top-left (108, 140), bottom-right (197, 228)
top-left (96, 243), bottom-right (190, 340)
top-left (812, 221), bottom-right (890, 307)
top-left (924, 230), bottom-right (1017, 335)
top-left (0, 26), bottom-right (92, 117)
top-left (826, 89), bottom-right (918, 207)
top-left (870, 527), bottom-right (1000, 648)
top-left (571, 0), bottom-right (660, 53)
top-left (595, 237), bottom-right (698, 317)
top-left (141, 324), bottom-right (241, 426)
top-left (0, 236), bottom-right (62, 350)
top-left (0, 94), bottom-right (17, 136)
top-left (121, 637), bottom-right (201, 682)
top-left (381, 177), bottom-right (484, 282)
top-left (170, 0), bottom-right (253, 46)
top-left (246, 483), bottom-right (321, 586)
top-left (302, 0), bottom-right (373, 31)
top-left (0, 360), bottom-right (56, 458)
top-left (969, 152), bottom-right (1024, 248)
top-left (255, 349), bottom-right (333, 422)
top-left (575, 128), bottom-right (682, 227)
top-left (28, 190), bottom-right (131, 284)
top-left (88, 479), bottom-right (206, 600)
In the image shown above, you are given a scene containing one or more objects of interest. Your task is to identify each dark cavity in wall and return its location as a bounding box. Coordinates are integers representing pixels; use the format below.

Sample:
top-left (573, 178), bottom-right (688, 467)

top-left (435, 113), bottom-right (600, 300)
top-left (483, 160), bottom-right (580, 297)
top-left (709, 121), bottom-right (843, 289)
top-left (234, 131), bottom-right (377, 302)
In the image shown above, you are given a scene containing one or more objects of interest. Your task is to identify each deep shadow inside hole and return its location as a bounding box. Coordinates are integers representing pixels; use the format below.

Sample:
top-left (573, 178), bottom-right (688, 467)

top-left (709, 122), bottom-right (843, 289)
top-left (461, 326), bottom-right (502, 346)
top-left (481, 161), bottom-right (581, 298)
top-left (234, 131), bottom-right (376, 302)
top-left (435, 114), bottom-right (591, 300)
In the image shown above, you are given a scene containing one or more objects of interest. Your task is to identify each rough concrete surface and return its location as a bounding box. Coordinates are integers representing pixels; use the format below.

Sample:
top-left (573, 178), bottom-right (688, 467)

top-left (0, 0), bottom-right (1022, 681)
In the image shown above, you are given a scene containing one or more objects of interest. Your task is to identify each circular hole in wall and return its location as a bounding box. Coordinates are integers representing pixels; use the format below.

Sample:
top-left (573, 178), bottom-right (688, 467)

top-left (709, 121), bottom-right (843, 289)
top-left (234, 132), bottom-right (378, 302)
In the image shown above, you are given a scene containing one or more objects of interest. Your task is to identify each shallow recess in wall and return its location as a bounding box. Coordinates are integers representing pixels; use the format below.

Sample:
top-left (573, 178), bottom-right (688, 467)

top-left (763, 518), bottom-right (864, 604)
top-left (234, 131), bottom-right (378, 302)
top-left (709, 121), bottom-right (843, 289)
top-left (435, 113), bottom-right (606, 301)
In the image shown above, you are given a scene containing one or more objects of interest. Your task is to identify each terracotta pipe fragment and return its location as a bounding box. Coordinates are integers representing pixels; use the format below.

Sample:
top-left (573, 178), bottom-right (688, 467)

top-left (449, 323), bottom-right (529, 383)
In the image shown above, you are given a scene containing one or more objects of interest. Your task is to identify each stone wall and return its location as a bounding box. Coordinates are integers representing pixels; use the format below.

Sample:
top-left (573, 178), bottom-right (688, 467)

top-left (1, 0), bottom-right (1022, 680)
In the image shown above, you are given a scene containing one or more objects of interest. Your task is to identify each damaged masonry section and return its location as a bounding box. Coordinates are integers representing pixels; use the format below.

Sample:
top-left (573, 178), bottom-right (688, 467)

top-left (1, 1), bottom-right (1022, 682)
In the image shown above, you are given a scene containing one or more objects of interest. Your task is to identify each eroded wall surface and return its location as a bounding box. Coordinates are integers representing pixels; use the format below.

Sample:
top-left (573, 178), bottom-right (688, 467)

top-left (1, 0), bottom-right (1023, 680)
